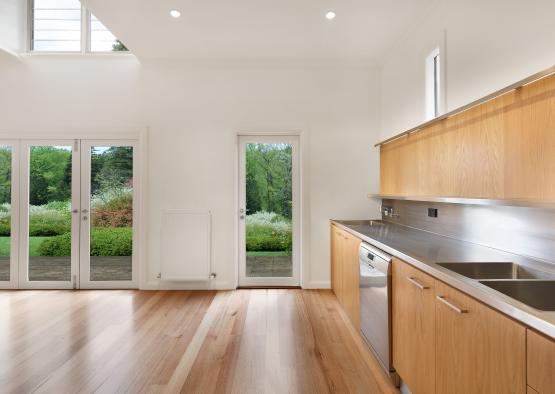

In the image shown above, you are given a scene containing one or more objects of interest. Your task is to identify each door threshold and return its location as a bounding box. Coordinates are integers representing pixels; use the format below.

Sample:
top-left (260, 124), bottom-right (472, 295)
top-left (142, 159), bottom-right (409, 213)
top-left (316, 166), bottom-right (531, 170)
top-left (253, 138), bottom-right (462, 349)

top-left (237, 286), bottom-right (302, 289)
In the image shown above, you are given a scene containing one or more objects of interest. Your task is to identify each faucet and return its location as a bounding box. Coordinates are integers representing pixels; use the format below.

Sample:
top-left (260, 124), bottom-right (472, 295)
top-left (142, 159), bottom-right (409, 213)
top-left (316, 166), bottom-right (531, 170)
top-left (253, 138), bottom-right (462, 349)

top-left (381, 205), bottom-right (400, 218)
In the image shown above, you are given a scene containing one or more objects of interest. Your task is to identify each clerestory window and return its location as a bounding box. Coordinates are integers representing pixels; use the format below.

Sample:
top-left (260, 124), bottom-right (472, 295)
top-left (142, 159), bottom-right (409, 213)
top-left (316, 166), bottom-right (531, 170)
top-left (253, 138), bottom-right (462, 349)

top-left (30, 0), bottom-right (128, 53)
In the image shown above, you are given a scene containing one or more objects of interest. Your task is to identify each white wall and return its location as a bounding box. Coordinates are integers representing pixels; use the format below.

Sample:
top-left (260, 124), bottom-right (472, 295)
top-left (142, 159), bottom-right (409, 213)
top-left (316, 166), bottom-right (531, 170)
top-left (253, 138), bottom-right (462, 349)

top-left (0, 55), bottom-right (381, 289)
top-left (380, 0), bottom-right (555, 140)
top-left (0, 0), bottom-right (27, 54)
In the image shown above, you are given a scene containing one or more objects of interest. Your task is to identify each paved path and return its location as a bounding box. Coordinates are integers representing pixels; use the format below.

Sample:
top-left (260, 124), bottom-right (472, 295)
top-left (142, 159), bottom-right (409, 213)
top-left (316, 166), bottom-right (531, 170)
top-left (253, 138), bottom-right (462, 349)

top-left (1, 255), bottom-right (290, 282)
top-left (0, 256), bottom-right (132, 282)
top-left (246, 255), bottom-right (292, 277)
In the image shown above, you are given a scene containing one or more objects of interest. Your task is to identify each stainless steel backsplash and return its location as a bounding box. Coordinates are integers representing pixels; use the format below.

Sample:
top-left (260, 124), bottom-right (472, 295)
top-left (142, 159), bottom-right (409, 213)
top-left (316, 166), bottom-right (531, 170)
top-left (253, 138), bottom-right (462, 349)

top-left (381, 200), bottom-right (555, 264)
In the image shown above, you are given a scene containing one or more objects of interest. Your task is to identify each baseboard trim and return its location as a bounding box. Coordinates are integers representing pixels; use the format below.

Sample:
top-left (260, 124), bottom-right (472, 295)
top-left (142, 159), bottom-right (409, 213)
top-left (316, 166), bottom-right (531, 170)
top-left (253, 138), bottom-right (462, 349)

top-left (141, 280), bottom-right (235, 290)
top-left (303, 280), bottom-right (331, 289)
top-left (237, 286), bottom-right (301, 289)
top-left (141, 280), bottom-right (330, 290)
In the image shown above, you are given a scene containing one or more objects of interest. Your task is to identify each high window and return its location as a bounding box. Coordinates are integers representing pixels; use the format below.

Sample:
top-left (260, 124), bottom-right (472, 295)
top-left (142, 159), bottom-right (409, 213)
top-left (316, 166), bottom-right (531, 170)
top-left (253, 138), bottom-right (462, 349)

top-left (425, 48), bottom-right (442, 120)
top-left (31, 0), bottom-right (128, 53)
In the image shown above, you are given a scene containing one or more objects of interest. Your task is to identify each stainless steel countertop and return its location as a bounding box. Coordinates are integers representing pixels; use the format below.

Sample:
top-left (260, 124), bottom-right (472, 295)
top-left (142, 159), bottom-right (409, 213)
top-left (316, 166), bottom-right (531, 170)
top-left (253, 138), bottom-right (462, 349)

top-left (331, 219), bottom-right (555, 339)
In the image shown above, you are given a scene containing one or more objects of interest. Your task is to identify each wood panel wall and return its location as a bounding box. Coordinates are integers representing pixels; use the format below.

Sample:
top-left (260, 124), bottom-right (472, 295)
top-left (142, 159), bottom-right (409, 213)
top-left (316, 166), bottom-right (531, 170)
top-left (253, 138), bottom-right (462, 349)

top-left (380, 73), bottom-right (555, 200)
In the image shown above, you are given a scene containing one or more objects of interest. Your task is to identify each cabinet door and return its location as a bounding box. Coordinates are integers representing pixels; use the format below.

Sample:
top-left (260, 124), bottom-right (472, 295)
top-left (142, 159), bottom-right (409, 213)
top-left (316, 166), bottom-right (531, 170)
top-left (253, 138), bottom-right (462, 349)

top-left (392, 258), bottom-right (435, 394)
top-left (330, 225), bottom-right (343, 301)
top-left (527, 329), bottom-right (555, 394)
top-left (342, 232), bottom-right (361, 329)
top-left (435, 280), bottom-right (526, 394)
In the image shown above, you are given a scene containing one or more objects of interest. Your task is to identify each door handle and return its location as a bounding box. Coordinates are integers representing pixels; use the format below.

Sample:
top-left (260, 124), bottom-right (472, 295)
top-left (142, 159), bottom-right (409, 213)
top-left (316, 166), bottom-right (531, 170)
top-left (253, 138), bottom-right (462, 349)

top-left (436, 295), bottom-right (468, 314)
top-left (407, 276), bottom-right (429, 290)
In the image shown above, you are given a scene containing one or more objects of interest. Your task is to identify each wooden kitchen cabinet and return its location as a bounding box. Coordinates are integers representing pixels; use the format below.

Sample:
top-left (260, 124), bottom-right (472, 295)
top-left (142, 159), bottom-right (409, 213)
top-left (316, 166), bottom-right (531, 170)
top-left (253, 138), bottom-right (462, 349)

top-left (330, 224), bottom-right (361, 329)
top-left (527, 329), bottom-right (555, 394)
top-left (392, 258), bottom-right (436, 394)
top-left (392, 258), bottom-right (528, 394)
top-left (435, 280), bottom-right (526, 394)
top-left (379, 71), bottom-right (555, 200)
top-left (331, 225), bottom-right (343, 302)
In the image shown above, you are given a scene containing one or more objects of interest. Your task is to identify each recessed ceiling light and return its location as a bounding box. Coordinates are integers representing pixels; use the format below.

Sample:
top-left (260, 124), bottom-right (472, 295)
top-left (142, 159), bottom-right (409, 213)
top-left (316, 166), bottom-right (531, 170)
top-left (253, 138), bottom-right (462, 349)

top-left (170, 9), bottom-right (181, 18)
top-left (325, 11), bottom-right (336, 20)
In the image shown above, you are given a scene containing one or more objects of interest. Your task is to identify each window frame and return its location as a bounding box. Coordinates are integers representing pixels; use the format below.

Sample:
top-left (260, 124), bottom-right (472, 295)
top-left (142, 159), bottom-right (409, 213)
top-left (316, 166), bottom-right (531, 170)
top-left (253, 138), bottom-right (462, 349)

top-left (28, 0), bottom-right (129, 55)
top-left (425, 47), bottom-right (445, 120)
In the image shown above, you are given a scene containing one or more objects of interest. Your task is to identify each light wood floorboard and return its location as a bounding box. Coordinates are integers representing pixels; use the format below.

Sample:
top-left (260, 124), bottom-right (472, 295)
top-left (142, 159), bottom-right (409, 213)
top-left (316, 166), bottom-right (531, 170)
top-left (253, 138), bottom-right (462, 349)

top-left (0, 289), bottom-right (398, 394)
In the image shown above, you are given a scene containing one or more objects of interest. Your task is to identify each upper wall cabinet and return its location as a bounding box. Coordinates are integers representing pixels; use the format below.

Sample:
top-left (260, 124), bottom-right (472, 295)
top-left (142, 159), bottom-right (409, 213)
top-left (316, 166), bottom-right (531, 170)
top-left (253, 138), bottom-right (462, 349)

top-left (380, 72), bottom-right (555, 200)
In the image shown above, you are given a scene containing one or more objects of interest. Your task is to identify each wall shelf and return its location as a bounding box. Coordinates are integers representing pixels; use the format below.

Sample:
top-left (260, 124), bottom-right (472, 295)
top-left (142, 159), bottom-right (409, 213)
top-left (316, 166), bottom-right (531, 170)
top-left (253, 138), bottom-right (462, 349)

top-left (368, 194), bottom-right (555, 209)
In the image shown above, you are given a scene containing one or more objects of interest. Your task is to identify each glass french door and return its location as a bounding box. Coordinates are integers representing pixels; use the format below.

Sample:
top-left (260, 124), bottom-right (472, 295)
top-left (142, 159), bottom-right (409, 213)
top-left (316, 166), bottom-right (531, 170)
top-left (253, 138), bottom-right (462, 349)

top-left (79, 141), bottom-right (137, 289)
top-left (19, 141), bottom-right (80, 289)
top-left (237, 135), bottom-right (300, 287)
top-left (11, 139), bottom-right (137, 289)
top-left (0, 142), bottom-right (19, 289)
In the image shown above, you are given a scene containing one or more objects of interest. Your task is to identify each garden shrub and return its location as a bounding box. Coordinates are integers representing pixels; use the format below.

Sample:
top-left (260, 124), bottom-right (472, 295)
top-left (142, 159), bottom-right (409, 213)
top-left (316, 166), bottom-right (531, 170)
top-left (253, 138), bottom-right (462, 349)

top-left (0, 222), bottom-right (10, 236)
top-left (29, 223), bottom-right (71, 236)
top-left (0, 204), bottom-right (11, 236)
top-left (92, 192), bottom-right (133, 228)
top-left (0, 202), bottom-right (72, 236)
top-left (90, 227), bottom-right (132, 256)
top-left (38, 232), bottom-right (71, 256)
top-left (29, 204), bottom-right (71, 235)
top-left (38, 227), bottom-right (132, 256)
top-left (44, 200), bottom-right (71, 212)
top-left (245, 211), bottom-right (292, 252)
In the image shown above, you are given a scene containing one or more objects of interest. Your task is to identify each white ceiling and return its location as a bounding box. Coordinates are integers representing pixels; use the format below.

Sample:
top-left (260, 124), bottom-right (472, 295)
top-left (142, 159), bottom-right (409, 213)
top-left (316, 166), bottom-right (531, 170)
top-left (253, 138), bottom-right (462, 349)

top-left (82, 0), bottom-right (437, 62)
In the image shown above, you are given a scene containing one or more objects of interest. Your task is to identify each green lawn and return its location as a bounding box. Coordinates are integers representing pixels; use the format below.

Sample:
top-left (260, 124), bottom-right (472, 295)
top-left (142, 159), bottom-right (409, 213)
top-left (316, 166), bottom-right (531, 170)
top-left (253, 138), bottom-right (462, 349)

top-left (246, 251), bottom-right (291, 257)
top-left (0, 236), bottom-right (52, 257)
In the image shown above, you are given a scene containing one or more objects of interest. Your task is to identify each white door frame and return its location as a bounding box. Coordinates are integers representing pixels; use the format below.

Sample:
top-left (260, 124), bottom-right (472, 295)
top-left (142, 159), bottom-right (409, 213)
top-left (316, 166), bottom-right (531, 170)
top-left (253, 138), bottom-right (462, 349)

top-left (0, 137), bottom-right (141, 290)
top-left (0, 141), bottom-right (20, 289)
top-left (79, 140), bottom-right (139, 289)
top-left (19, 140), bottom-right (80, 289)
top-left (237, 135), bottom-right (301, 287)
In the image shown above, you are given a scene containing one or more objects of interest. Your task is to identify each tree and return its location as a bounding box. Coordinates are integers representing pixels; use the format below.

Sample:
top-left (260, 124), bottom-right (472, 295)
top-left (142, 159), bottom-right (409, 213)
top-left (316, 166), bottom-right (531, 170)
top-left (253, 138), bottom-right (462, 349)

top-left (0, 147), bottom-right (12, 204)
top-left (92, 146), bottom-right (133, 195)
top-left (112, 40), bottom-right (128, 52)
top-left (29, 147), bottom-right (72, 205)
top-left (245, 143), bottom-right (292, 219)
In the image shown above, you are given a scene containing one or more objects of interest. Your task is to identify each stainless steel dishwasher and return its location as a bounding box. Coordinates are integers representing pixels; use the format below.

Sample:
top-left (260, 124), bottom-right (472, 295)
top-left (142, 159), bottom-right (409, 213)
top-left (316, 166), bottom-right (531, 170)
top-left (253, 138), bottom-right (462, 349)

top-left (359, 242), bottom-right (399, 385)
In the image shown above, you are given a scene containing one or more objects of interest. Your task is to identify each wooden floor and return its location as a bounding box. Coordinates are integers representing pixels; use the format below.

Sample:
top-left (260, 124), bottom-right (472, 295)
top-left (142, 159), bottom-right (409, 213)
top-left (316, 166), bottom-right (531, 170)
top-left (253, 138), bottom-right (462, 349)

top-left (0, 289), bottom-right (398, 394)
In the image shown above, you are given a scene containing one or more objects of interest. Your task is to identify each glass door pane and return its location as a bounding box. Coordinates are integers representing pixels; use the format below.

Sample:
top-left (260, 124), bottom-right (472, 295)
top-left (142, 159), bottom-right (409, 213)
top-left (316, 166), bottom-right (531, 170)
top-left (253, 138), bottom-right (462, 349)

top-left (80, 142), bottom-right (135, 288)
top-left (245, 143), bottom-right (293, 277)
top-left (0, 146), bottom-right (12, 283)
top-left (238, 135), bottom-right (300, 287)
top-left (28, 145), bottom-right (74, 282)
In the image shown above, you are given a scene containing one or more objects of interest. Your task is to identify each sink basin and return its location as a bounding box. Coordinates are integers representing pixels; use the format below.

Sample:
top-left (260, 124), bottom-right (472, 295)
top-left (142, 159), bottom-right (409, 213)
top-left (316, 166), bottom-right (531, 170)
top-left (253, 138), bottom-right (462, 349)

top-left (479, 280), bottom-right (555, 311)
top-left (437, 262), bottom-right (555, 280)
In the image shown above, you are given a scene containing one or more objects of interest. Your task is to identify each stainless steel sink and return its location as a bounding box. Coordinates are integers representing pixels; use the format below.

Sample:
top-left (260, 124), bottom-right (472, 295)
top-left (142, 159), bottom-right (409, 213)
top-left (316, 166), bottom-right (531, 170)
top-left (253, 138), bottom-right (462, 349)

top-left (437, 262), bottom-right (555, 280)
top-left (479, 281), bottom-right (555, 311)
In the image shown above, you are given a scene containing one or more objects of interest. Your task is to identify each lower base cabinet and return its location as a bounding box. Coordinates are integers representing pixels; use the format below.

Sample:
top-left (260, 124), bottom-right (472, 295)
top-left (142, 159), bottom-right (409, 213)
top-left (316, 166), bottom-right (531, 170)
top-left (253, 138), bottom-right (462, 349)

top-left (330, 224), bottom-right (361, 329)
top-left (435, 280), bottom-right (526, 394)
top-left (392, 258), bottom-right (435, 394)
top-left (527, 329), bottom-right (555, 394)
top-left (393, 258), bottom-right (527, 394)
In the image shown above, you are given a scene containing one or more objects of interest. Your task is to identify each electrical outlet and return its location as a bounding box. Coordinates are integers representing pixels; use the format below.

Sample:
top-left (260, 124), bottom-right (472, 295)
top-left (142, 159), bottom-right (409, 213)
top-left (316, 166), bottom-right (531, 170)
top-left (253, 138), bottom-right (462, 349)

top-left (428, 208), bottom-right (438, 218)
